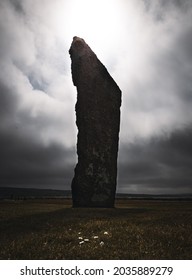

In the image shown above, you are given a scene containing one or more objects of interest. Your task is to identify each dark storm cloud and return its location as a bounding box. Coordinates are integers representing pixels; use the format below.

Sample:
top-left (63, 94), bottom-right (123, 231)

top-left (118, 126), bottom-right (192, 194)
top-left (0, 73), bottom-right (75, 188)
top-left (0, 80), bottom-right (75, 188)
top-left (0, 83), bottom-right (18, 120)
top-left (0, 127), bottom-right (75, 188)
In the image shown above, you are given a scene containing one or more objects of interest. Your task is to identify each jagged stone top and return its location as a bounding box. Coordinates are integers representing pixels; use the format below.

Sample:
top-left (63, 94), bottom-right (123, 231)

top-left (69, 36), bottom-right (97, 86)
top-left (69, 36), bottom-right (121, 93)
top-left (69, 36), bottom-right (95, 59)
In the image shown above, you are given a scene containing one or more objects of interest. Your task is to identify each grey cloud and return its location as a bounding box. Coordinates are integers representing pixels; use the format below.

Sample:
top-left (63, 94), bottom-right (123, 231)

top-left (143, 0), bottom-right (191, 18)
top-left (0, 0), bottom-right (76, 146)
top-left (118, 0), bottom-right (192, 144)
top-left (8, 0), bottom-right (23, 12)
top-left (0, 0), bottom-right (76, 189)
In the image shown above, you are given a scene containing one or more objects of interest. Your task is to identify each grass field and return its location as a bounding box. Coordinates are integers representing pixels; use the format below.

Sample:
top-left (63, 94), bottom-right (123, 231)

top-left (0, 199), bottom-right (192, 259)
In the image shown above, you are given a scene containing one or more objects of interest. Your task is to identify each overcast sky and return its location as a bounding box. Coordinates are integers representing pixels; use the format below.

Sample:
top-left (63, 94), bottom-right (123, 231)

top-left (0, 0), bottom-right (192, 194)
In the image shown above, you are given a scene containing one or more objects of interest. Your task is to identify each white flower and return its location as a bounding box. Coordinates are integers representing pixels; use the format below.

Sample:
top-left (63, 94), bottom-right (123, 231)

top-left (93, 236), bottom-right (99, 239)
top-left (78, 232), bottom-right (81, 235)
top-left (100, 241), bottom-right (104, 246)
top-left (78, 237), bottom-right (83, 240)
top-left (79, 241), bottom-right (84, 245)
top-left (84, 239), bottom-right (89, 242)
top-left (104, 231), bottom-right (109, 235)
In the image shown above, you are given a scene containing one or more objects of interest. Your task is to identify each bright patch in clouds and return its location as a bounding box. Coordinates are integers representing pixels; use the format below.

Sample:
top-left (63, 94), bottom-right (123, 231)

top-left (66, 0), bottom-right (123, 45)
top-left (55, 0), bottom-right (127, 60)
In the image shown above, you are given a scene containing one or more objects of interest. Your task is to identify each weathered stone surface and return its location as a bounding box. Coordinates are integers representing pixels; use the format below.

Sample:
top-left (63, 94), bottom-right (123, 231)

top-left (69, 36), bottom-right (121, 207)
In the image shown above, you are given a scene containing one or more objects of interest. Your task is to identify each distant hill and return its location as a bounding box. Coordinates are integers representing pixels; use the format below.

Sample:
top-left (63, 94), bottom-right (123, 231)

top-left (0, 187), bottom-right (192, 201)
top-left (116, 193), bottom-right (192, 201)
top-left (0, 187), bottom-right (71, 200)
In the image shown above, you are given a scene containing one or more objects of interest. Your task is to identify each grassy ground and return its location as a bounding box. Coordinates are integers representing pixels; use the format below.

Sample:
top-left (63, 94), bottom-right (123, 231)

top-left (0, 198), bottom-right (191, 259)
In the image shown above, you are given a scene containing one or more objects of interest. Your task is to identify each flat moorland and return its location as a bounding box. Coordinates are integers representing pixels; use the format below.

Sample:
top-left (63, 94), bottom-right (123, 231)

top-left (0, 199), bottom-right (191, 259)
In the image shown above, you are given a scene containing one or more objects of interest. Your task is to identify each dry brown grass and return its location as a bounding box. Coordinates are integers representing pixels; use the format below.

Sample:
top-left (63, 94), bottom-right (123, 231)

top-left (0, 198), bottom-right (191, 259)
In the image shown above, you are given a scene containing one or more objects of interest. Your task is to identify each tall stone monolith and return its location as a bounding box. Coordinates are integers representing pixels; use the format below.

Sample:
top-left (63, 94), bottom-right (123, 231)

top-left (69, 36), bottom-right (121, 207)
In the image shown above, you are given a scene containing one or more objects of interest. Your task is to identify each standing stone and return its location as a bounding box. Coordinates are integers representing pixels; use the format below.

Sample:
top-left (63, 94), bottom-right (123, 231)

top-left (69, 36), bottom-right (121, 207)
